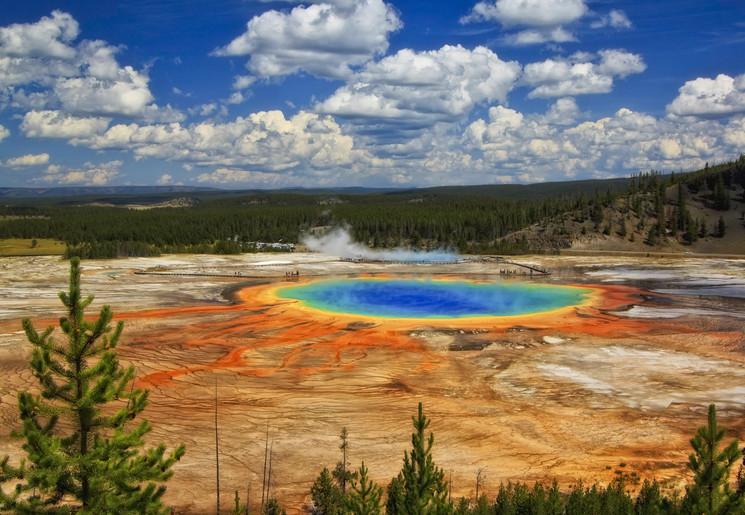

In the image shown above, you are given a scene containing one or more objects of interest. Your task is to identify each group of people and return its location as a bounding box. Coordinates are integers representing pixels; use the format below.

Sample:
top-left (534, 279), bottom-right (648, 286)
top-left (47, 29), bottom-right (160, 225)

top-left (499, 267), bottom-right (548, 275)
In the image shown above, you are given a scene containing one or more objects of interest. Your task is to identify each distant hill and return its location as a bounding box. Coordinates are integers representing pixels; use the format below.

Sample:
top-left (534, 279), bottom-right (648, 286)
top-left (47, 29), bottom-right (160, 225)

top-left (392, 176), bottom-right (634, 200)
top-left (0, 185), bottom-right (221, 199)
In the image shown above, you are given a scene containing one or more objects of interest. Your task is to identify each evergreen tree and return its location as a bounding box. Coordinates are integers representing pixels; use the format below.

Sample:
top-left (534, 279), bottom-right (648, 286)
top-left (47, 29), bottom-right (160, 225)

top-left (683, 404), bottom-right (743, 514)
top-left (717, 216), bottom-right (726, 238)
top-left (684, 214), bottom-right (698, 244)
top-left (265, 497), bottom-right (286, 515)
top-left (399, 403), bottom-right (452, 515)
top-left (346, 462), bottom-right (383, 515)
top-left (230, 490), bottom-right (248, 515)
top-left (0, 257), bottom-right (185, 514)
top-left (635, 479), bottom-right (664, 515)
top-left (712, 174), bottom-right (730, 211)
top-left (310, 467), bottom-right (343, 515)
top-left (385, 474), bottom-right (404, 515)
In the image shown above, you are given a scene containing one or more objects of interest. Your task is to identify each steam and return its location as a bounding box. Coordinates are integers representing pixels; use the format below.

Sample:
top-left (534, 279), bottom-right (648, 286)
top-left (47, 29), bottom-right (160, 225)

top-left (301, 227), bottom-right (460, 263)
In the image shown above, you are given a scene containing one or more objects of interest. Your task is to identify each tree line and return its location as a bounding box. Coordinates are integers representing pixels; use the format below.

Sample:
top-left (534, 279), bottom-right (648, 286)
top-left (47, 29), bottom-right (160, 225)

top-left (0, 156), bottom-right (743, 258)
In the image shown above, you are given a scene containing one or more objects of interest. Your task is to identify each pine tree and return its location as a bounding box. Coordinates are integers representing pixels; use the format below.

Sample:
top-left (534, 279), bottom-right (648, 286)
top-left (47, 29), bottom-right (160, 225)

top-left (684, 404), bottom-right (743, 514)
top-left (700, 218), bottom-right (708, 239)
top-left (0, 257), bottom-right (185, 513)
top-left (264, 496), bottom-right (285, 515)
top-left (310, 467), bottom-right (343, 515)
top-left (399, 403), bottom-right (452, 515)
top-left (346, 462), bottom-right (383, 515)
top-left (712, 173), bottom-right (730, 211)
top-left (385, 474), bottom-right (404, 515)
top-left (230, 490), bottom-right (248, 515)
top-left (717, 216), bottom-right (726, 238)
top-left (635, 479), bottom-right (664, 515)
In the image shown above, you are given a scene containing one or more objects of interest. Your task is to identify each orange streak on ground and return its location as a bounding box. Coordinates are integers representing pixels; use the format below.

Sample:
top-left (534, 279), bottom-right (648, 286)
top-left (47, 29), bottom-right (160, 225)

top-left (133, 279), bottom-right (670, 389)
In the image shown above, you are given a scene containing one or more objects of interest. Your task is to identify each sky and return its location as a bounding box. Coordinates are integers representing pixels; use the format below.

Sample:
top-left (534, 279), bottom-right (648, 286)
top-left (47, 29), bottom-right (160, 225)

top-left (0, 0), bottom-right (744, 189)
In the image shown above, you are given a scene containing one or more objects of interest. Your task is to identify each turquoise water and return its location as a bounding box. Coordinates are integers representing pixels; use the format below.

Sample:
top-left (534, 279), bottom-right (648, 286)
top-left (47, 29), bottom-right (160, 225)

top-left (277, 279), bottom-right (592, 319)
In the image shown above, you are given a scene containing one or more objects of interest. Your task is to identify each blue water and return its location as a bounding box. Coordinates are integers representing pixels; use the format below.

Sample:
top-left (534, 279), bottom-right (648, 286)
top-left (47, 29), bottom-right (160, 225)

top-left (277, 279), bottom-right (592, 319)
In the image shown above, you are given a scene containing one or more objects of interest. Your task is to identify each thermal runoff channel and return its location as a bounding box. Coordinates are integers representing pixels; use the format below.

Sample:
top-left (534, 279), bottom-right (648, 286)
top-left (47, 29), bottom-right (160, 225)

top-left (276, 279), bottom-right (593, 319)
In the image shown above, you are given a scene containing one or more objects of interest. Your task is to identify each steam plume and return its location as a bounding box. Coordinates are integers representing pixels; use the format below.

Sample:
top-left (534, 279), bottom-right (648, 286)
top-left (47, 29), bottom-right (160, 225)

top-left (301, 227), bottom-right (460, 263)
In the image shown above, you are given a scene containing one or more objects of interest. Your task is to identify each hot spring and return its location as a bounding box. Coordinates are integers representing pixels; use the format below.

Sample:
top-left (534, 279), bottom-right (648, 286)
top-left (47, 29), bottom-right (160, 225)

top-left (276, 278), bottom-right (593, 319)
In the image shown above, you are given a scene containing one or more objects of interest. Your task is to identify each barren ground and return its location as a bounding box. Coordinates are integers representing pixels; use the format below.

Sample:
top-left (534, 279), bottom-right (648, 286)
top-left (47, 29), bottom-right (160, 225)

top-left (1, 253), bottom-right (745, 513)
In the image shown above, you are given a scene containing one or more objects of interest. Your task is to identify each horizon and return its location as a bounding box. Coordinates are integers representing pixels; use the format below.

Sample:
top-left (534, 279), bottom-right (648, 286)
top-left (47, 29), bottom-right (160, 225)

top-left (1, 0), bottom-right (744, 190)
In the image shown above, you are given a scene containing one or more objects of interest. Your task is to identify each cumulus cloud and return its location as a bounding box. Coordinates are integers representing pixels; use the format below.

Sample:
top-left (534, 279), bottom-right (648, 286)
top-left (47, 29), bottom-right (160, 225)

top-left (522, 50), bottom-right (645, 98)
top-left (0, 10), bottom-right (78, 59)
top-left (539, 97), bottom-right (581, 125)
top-left (196, 167), bottom-right (289, 187)
top-left (316, 45), bottom-right (520, 134)
top-left (67, 110), bottom-right (374, 173)
top-left (0, 124), bottom-right (9, 141)
top-left (463, 0), bottom-right (587, 26)
top-left (156, 173), bottom-right (183, 185)
top-left (20, 110), bottom-right (111, 139)
top-left (214, 0), bottom-right (402, 79)
top-left (55, 69), bottom-right (153, 117)
top-left (0, 12), bottom-right (182, 122)
top-left (459, 103), bottom-right (741, 184)
top-left (37, 160), bottom-right (122, 185)
top-left (666, 73), bottom-right (745, 119)
top-left (5, 153), bottom-right (50, 167)
top-left (462, 0), bottom-right (587, 45)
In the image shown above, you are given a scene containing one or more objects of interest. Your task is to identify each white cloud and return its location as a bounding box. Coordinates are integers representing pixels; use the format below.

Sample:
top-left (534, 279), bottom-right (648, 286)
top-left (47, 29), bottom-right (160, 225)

top-left (596, 49), bottom-right (646, 78)
top-left (462, 0), bottom-right (587, 45)
top-left (37, 160), bottom-right (122, 186)
top-left (20, 110), bottom-right (111, 139)
top-left (0, 12), bottom-right (183, 122)
top-left (72, 110), bottom-right (372, 172)
top-left (232, 75), bottom-right (256, 90)
top-left (609, 9), bottom-right (632, 29)
top-left (539, 97), bottom-right (581, 125)
top-left (592, 9), bottom-right (632, 30)
top-left (0, 10), bottom-right (78, 59)
top-left (227, 92), bottom-right (245, 104)
top-left (0, 54), bottom-right (77, 88)
top-left (509, 27), bottom-right (576, 45)
top-left (0, 124), bottom-right (9, 141)
top-left (522, 50), bottom-right (645, 98)
top-left (156, 173), bottom-right (174, 185)
top-left (458, 104), bottom-right (740, 184)
top-left (316, 45), bottom-right (520, 132)
top-left (214, 0), bottom-right (402, 79)
top-left (5, 153), bottom-right (50, 167)
top-left (464, 0), bottom-right (587, 27)
top-left (667, 73), bottom-right (745, 119)
top-left (54, 68), bottom-right (153, 117)
top-left (196, 167), bottom-right (288, 187)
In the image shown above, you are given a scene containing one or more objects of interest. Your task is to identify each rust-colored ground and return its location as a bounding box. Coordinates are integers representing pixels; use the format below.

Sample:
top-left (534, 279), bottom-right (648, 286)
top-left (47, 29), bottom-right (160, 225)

top-left (1, 254), bottom-right (744, 513)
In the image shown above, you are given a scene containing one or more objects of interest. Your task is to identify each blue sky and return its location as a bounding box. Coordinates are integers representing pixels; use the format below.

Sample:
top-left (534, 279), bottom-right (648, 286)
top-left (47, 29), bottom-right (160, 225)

top-left (0, 0), bottom-right (744, 189)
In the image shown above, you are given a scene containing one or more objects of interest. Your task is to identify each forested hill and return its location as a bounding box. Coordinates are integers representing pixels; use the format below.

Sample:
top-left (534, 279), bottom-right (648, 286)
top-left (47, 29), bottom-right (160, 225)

top-left (0, 177), bottom-right (633, 204)
top-left (0, 157), bottom-right (743, 258)
top-left (393, 176), bottom-right (633, 200)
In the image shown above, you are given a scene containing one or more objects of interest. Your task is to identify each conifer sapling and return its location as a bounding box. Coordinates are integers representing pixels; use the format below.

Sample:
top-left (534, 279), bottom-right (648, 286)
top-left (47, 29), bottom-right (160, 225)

top-left (0, 257), bottom-right (185, 513)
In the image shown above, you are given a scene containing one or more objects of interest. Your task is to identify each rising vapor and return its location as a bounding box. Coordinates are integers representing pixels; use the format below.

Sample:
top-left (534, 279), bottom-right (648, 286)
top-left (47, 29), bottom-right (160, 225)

top-left (301, 226), bottom-right (460, 263)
